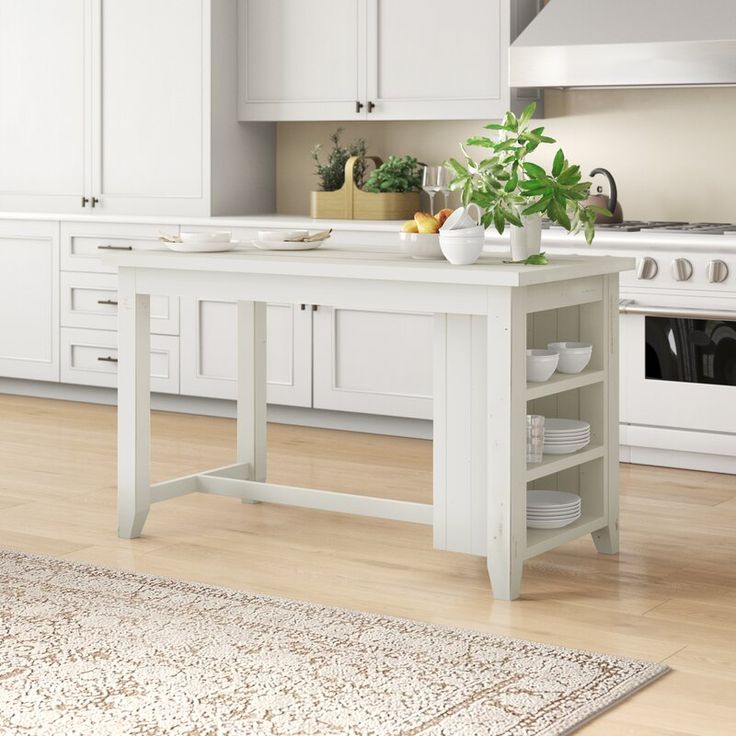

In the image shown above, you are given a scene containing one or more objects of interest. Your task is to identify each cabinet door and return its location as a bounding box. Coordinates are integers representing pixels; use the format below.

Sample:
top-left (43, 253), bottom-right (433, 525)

top-left (0, 221), bottom-right (59, 381)
top-left (365, 0), bottom-right (509, 120)
top-left (238, 0), bottom-right (366, 121)
top-left (92, 0), bottom-right (207, 214)
top-left (0, 0), bottom-right (90, 211)
top-left (180, 299), bottom-right (312, 406)
top-left (313, 307), bottom-right (432, 419)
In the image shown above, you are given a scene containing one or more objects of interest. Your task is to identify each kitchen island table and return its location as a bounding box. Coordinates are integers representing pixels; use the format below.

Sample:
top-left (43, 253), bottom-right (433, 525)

top-left (104, 245), bottom-right (633, 600)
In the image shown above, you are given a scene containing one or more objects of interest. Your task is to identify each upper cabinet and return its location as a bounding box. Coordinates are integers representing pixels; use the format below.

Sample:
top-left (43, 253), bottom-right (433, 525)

top-left (239, 0), bottom-right (542, 122)
top-left (0, 0), bottom-right (275, 216)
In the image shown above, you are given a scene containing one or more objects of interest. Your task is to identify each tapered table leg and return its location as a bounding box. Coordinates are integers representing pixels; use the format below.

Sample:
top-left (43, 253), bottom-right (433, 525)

top-left (485, 289), bottom-right (527, 601)
top-left (117, 268), bottom-right (151, 539)
top-left (237, 301), bottom-right (267, 496)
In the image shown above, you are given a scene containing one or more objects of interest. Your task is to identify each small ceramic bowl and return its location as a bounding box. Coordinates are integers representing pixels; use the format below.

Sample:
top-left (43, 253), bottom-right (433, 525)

top-left (180, 230), bottom-right (231, 243)
top-left (547, 342), bottom-right (593, 374)
top-left (399, 232), bottom-right (443, 260)
top-left (527, 349), bottom-right (560, 382)
top-left (439, 232), bottom-right (485, 265)
top-left (258, 229), bottom-right (308, 242)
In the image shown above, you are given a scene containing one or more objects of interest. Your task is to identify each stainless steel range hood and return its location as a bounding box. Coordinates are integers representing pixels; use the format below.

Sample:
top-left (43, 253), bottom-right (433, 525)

top-left (511, 0), bottom-right (736, 88)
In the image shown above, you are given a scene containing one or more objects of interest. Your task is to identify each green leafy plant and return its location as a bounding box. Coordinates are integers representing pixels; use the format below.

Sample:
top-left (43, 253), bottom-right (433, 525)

top-left (311, 128), bottom-right (368, 192)
top-left (445, 102), bottom-right (609, 244)
top-left (363, 155), bottom-right (423, 193)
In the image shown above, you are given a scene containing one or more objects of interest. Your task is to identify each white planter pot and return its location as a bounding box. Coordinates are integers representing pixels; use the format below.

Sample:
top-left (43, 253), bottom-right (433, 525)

top-left (509, 226), bottom-right (527, 261)
top-left (509, 213), bottom-right (543, 260)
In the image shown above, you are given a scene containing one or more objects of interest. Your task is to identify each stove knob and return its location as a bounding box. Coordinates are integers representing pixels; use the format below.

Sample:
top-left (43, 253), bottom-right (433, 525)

top-left (672, 257), bottom-right (693, 281)
top-left (707, 259), bottom-right (729, 283)
top-left (636, 257), bottom-right (658, 280)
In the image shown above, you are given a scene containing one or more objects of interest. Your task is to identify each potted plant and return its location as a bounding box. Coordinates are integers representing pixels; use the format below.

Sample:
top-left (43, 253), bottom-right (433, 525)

top-left (445, 102), bottom-right (609, 262)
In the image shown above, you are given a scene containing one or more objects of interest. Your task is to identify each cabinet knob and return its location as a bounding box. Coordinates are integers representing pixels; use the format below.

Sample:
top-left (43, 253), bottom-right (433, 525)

top-left (636, 257), bottom-right (658, 280)
top-left (672, 257), bottom-right (693, 282)
top-left (355, 100), bottom-right (364, 113)
top-left (90, 197), bottom-right (99, 208)
top-left (81, 196), bottom-right (89, 207)
top-left (367, 101), bottom-right (375, 113)
top-left (707, 259), bottom-right (729, 283)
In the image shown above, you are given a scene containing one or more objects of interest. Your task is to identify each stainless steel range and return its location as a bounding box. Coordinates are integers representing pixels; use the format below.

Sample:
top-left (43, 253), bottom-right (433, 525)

top-left (489, 221), bottom-right (736, 473)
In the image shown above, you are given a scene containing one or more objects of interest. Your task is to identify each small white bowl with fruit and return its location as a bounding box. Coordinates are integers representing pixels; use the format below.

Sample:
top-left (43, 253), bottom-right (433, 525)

top-left (399, 209), bottom-right (453, 260)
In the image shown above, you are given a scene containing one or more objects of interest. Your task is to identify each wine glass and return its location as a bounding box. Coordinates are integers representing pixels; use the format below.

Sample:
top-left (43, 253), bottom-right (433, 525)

top-left (422, 165), bottom-right (452, 215)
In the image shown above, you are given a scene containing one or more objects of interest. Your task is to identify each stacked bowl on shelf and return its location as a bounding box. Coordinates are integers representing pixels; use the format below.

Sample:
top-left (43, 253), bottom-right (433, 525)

top-left (543, 418), bottom-right (591, 454)
top-left (526, 341), bottom-right (593, 382)
top-left (526, 490), bottom-right (582, 529)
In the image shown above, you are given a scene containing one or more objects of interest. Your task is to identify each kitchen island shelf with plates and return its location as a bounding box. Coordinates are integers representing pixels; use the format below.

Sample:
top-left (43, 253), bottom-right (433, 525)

top-left (102, 247), bottom-right (632, 600)
top-left (525, 513), bottom-right (608, 560)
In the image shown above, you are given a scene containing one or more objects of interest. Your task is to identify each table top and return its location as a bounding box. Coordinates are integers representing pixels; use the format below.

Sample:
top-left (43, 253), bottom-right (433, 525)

top-left (102, 245), bottom-right (634, 288)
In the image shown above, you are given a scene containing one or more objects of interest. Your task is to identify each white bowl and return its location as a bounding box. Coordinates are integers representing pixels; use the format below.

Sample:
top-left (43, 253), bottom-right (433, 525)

top-left (547, 342), bottom-right (593, 374)
top-left (439, 232), bottom-right (485, 265)
top-left (399, 232), bottom-right (443, 260)
top-left (437, 224), bottom-right (485, 238)
top-left (180, 230), bottom-right (231, 244)
top-left (526, 349), bottom-right (559, 382)
top-left (258, 229), bottom-right (308, 242)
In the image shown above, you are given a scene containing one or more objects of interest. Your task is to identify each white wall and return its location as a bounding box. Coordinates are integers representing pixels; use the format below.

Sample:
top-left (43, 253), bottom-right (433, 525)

top-left (277, 87), bottom-right (736, 222)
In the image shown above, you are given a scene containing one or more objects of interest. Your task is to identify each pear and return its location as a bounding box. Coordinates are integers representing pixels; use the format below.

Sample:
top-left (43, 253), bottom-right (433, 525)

top-left (414, 211), bottom-right (440, 234)
top-left (401, 219), bottom-right (419, 233)
top-left (436, 208), bottom-right (453, 227)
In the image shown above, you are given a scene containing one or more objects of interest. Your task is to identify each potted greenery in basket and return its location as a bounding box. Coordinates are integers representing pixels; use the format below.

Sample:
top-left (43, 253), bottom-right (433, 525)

top-left (445, 102), bottom-right (609, 263)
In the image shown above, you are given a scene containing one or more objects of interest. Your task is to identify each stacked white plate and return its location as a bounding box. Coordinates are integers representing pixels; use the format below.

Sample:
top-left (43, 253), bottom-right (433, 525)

top-left (527, 490), bottom-right (582, 529)
top-left (543, 418), bottom-right (591, 455)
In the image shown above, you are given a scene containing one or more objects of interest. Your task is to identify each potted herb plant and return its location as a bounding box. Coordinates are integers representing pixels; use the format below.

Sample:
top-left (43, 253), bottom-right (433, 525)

top-left (445, 102), bottom-right (609, 262)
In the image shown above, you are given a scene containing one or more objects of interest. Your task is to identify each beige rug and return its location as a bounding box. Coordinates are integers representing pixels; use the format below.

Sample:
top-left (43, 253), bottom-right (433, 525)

top-left (0, 549), bottom-right (666, 735)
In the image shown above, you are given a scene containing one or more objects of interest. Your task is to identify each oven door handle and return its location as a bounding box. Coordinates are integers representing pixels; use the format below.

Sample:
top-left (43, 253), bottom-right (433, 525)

top-left (618, 299), bottom-right (736, 321)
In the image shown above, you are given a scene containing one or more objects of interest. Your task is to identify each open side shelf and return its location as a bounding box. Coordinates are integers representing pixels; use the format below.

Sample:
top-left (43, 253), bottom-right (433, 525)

top-left (525, 513), bottom-right (607, 560)
top-left (526, 368), bottom-right (605, 400)
top-left (526, 444), bottom-right (604, 482)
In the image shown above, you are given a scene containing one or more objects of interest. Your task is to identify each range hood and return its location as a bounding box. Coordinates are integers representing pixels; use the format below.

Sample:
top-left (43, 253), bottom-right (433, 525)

top-left (511, 0), bottom-right (736, 88)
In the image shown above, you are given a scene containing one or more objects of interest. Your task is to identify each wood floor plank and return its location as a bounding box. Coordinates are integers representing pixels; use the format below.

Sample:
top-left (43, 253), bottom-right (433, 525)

top-left (1, 393), bottom-right (735, 735)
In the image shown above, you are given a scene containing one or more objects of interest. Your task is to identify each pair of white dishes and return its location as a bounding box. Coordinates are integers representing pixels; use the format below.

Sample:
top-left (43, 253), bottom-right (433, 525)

top-left (547, 341), bottom-right (593, 374)
top-left (168, 231), bottom-right (237, 252)
top-left (527, 490), bottom-right (582, 529)
top-left (253, 229), bottom-right (325, 251)
top-left (438, 204), bottom-right (486, 265)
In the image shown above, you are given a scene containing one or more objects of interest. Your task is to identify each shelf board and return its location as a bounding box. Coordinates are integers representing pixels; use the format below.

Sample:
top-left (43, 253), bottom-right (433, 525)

top-left (525, 513), bottom-right (607, 560)
top-left (526, 368), bottom-right (605, 401)
top-left (526, 444), bottom-right (604, 482)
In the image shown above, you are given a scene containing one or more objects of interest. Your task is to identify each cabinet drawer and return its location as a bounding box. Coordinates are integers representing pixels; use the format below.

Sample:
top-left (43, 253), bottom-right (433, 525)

top-left (60, 272), bottom-right (179, 334)
top-left (61, 222), bottom-right (177, 273)
top-left (60, 328), bottom-right (179, 394)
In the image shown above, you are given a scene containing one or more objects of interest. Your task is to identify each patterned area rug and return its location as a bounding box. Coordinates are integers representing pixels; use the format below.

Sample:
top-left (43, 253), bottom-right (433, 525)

top-left (0, 549), bottom-right (667, 735)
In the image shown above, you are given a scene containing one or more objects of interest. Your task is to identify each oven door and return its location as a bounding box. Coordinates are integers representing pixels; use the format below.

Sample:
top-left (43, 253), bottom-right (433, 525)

top-left (620, 293), bottom-right (736, 433)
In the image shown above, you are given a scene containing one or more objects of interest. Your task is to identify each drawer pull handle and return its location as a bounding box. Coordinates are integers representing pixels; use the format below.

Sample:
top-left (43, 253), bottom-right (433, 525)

top-left (97, 245), bottom-right (132, 251)
top-left (97, 299), bottom-right (118, 306)
top-left (97, 355), bottom-right (118, 363)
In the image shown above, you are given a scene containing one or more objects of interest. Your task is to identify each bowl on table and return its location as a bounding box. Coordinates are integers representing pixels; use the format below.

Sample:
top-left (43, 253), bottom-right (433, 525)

top-left (438, 226), bottom-right (485, 265)
top-left (399, 232), bottom-right (443, 260)
top-left (547, 341), bottom-right (593, 374)
top-left (258, 229), bottom-right (309, 242)
top-left (527, 349), bottom-right (559, 382)
top-left (180, 231), bottom-right (232, 244)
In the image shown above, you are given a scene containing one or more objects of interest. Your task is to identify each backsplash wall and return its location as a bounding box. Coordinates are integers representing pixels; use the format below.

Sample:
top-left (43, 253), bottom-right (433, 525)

top-left (277, 87), bottom-right (736, 222)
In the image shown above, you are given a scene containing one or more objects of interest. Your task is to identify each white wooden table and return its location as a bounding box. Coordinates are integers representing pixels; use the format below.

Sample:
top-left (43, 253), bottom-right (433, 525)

top-left (105, 245), bottom-right (633, 600)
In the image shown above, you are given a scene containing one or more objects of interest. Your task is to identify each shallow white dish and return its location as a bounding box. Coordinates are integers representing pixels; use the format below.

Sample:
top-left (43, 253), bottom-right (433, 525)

top-left (250, 239), bottom-right (325, 251)
top-left (527, 490), bottom-right (581, 506)
top-left (258, 229), bottom-right (309, 242)
top-left (399, 232), bottom-right (443, 260)
top-left (542, 441), bottom-right (590, 455)
top-left (167, 240), bottom-right (238, 253)
top-left (544, 432), bottom-right (591, 442)
top-left (527, 514), bottom-right (581, 529)
top-left (545, 418), bottom-right (590, 433)
top-left (180, 231), bottom-right (231, 244)
top-left (526, 349), bottom-right (559, 382)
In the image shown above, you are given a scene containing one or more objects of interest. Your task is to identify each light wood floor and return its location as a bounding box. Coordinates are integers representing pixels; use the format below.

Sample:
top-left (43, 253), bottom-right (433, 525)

top-left (1, 394), bottom-right (735, 734)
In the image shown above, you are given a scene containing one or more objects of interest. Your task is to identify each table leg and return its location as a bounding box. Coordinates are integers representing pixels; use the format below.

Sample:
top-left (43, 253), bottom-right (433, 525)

top-left (237, 301), bottom-right (267, 494)
top-left (485, 289), bottom-right (527, 600)
top-left (117, 269), bottom-right (151, 539)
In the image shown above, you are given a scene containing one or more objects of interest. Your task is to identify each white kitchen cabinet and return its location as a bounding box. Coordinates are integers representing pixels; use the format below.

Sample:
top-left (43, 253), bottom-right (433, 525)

top-left (0, 221), bottom-right (59, 382)
top-left (180, 299), bottom-right (312, 406)
top-left (0, 0), bottom-right (275, 216)
top-left (312, 307), bottom-right (433, 419)
top-left (239, 0), bottom-right (541, 121)
top-left (60, 328), bottom-right (179, 394)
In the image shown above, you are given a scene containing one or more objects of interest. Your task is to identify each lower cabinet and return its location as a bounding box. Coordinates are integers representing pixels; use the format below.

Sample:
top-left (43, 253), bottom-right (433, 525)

top-left (60, 327), bottom-right (180, 394)
top-left (312, 307), bottom-right (433, 420)
top-left (179, 298), bottom-right (313, 406)
top-left (0, 220), bottom-right (59, 381)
